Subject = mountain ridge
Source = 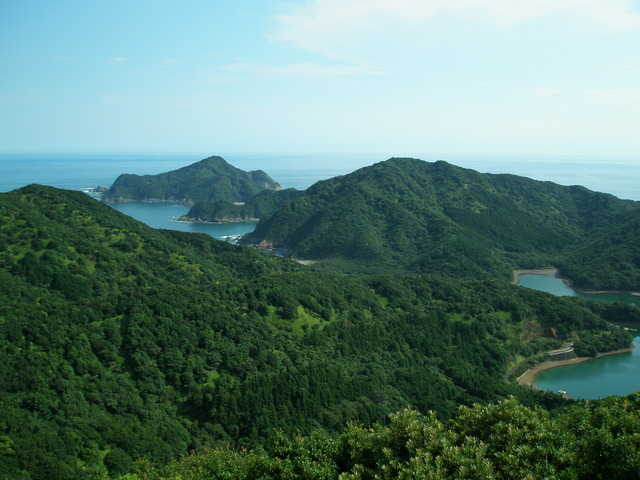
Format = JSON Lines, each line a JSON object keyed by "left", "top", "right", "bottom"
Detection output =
{"left": 241, "top": 158, "right": 639, "bottom": 289}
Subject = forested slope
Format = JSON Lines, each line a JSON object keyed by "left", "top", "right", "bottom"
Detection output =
{"left": 0, "top": 185, "right": 634, "bottom": 478}
{"left": 559, "top": 208, "right": 640, "bottom": 291}
{"left": 181, "top": 188, "right": 302, "bottom": 222}
{"left": 242, "top": 158, "right": 639, "bottom": 289}
{"left": 104, "top": 156, "right": 281, "bottom": 204}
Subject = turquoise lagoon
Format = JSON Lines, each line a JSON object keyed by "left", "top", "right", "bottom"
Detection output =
{"left": 517, "top": 273, "right": 640, "bottom": 399}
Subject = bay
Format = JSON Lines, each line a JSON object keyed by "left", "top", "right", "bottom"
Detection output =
{"left": 517, "top": 273, "right": 640, "bottom": 399}
{"left": 108, "top": 202, "right": 257, "bottom": 241}
{"left": 516, "top": 272, "right": 639, "bottom": 305}
{"left": 531, "top": 336, "right": 640, "bottom": 400}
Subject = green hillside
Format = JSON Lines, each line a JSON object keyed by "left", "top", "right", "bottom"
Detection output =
{"left": 181, "top": 188, "right": 302, "bottom": 222}
{"left": 104, "top": 156, "right": 281, "bottom": 204}
{"left": 242, "top": 158, "right": 639, "bottom": 289}
{"left": 0, "top": 185, "right": 633, "bottom": 479}
{"left": 559, "top": 209, "right": 640, "bottom": 291}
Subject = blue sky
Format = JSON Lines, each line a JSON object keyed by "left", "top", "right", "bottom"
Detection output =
{"left": 2, "top": 0, "right": 640, "bottom": 155}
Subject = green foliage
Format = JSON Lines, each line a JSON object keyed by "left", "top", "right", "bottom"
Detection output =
{"left": 121, "top": 394, "right": 640, "bottom": 480}
{"left": 104, "top": 448, "right": 133, "bottom": 476}
{"left": 0, "top": 185, "right": 633, "bottom": 479}
{"left": 183, "top": 188, "right": 302, "bottom": 222}
{"left": 243, "top": 158, "right": 639, "bottom": 290}
{"left": 103, "top": 156, "right": 281, "bottom": 203}
{"left": 558, "top": 209, "right": 640, "bottom": 291}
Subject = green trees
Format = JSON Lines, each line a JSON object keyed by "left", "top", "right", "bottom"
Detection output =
{"left": 182, "top": 188, "right": 302, "bottom": 223}
{"left": 0, "top": 185, "right": 636, "bottom": 478}
{"left": 243, "top": 158, "right": 639, "bottom": 290}
{"left": 558, "top": 209, "right": 640, "bottom": 291}
{"left": 120, "top": 394, "right": 640, "bottom": 480}
{"left": 104, "top": 156, "right": 281, "bottom": 203}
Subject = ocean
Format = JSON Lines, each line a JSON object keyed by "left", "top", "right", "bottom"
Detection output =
{"left": 1, "top": 152, "right": 639, "bottom": 239}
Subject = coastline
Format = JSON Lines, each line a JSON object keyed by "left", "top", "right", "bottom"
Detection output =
{"left": 511, "top": 268, "right": 558, "bottom": 284}
{"left": 512, "top": 267, "right": 640, "bottom": 296}
{"left": 176, "top": 215, "right": 259, "bottom": 224}
{"left": 516, "top": 346, "right": 636, "bottom": 388}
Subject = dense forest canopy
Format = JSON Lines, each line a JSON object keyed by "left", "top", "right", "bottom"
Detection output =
{"left": 1, "top": 184, "right": 637, "bottom": 479}
{"left": 242, "top": 158, "right": 640, "bottom": 290}
{"left": 104, "top": 156, "right": 281, "bottom": 204}
{"left": 181, "top": 188, "right": 302, "bottom": 222}
{"left": 116, "top": 394, "right": 640, "bottom": 480}
{"left": 558, "top": 208, "right": 640, "bottom": 291}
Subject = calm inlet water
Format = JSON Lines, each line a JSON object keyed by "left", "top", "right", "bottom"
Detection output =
{"left": 108, "top": 202, "right": 257, "bottom": 241}
{"left": 517, "top": 273, "right": 639, "bottom": 305}
{"left": 517, "top": 273, "right": 640, "bottom": 399}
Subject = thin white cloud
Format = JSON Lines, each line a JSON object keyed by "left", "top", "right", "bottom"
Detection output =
{"left": 534, "top": 87, "right": 560, "bottom": 97}
{"left": 160, "top": 58, "right": 185, "bottom": 67}
{"left": 105, "top": 57, "right": 129, "bottom": 65}
{"left": 271, "top": 0, "right": 640, "bottom": 56}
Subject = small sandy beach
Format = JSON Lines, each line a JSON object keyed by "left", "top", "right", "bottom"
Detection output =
{"left": 511, "top": 268, "right": 559, "bottom": 285}
{"left": 516, "top": 346, "right": 636, "bottom": 388}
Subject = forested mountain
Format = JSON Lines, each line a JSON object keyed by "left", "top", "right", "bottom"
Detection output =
{"left": 559, "top": 208, "right": 640, "bottom": 291}
{"left": 1, "top": 184, "right": 635, "bottom": 479}
{"left": 104, "top": 156, "right": 281, "bottom": 204}
{"left": 242, "top": 158, "right": 639, "bottom": 289}
{"left": 180, "top": 188, "right": 302, "bottom": 222}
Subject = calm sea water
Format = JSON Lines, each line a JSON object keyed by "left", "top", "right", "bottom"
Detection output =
{"left": 107, "top": 202, "right": 258, "bottom": 241}
{"left": 517, "top": 273, "right": 640, "bottom": 399}
{"left": 1, "top": 152, "right": 639, "bottom": 199}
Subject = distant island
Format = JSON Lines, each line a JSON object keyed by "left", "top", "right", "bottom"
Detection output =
{"left": 103, "top": 155, "right": 281, "bottom": 204}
